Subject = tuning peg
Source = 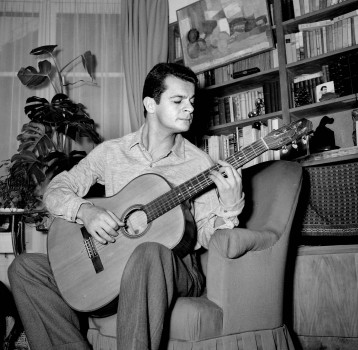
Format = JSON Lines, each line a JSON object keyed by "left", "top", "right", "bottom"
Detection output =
{"left": 282, "top": 145, "right": 288, "bottom": 154}
{"left": 292, "top": 141, "right": 298, "bottom": 149}
{"left": 301, "top": 136, "right": 308, "bottom": 144}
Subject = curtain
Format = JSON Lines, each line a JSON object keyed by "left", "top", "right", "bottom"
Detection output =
{"left": 121, "top": 0, "right": 169, "bottom": 130}
{"left": 0, "top": 0, "right": 132, "bottom": 165}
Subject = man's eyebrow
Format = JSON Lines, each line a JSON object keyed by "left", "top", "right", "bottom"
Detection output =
{"left": 170, "top": 94, "right": 195, "bottom": 99}
{"left": 170, "top": 94, "right": 185, "bottom": 99}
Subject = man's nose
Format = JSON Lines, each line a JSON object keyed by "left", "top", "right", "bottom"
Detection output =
{"left": 184, "top": 100, "right": 194, "bottom": 113}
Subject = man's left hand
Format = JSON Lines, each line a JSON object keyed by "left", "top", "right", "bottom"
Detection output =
{"left": 208, "top": 160, "right": 242, "bottom": 207}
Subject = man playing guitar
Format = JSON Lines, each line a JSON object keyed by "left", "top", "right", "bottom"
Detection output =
{"left": 8, "top": 63, "right": 244, "bottom": 350}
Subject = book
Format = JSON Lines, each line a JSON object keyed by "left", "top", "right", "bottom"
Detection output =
{"left": 293, "top": 0, "right": 301, "bottom": 17}
{"left": 354, "top": 16, "right": 358, "bottom": 45}
{"left": 285, "top": 34, "right": 293, "bottom": 63}
{"left": 231, "top": 94, "right": 241, "bottom": 121}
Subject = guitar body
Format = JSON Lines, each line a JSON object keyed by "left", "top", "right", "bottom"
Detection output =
{"left": 48, "top": 173, "right": 196, "bottom": 313}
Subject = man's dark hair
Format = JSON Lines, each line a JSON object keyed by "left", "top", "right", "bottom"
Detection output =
{"left": 142, "top": 63, "right": 198, "bottom": 116}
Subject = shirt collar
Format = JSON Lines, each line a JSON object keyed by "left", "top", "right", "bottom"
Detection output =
{"left": 129, "top": 124, "right": 186, "bottom": 159}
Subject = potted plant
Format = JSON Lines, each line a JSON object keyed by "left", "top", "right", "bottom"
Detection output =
{"left": 0, "top": 45, "right": 101, "bottom": 228}
{"left": 0, "top": 159, "right": 39, "bottom": 212}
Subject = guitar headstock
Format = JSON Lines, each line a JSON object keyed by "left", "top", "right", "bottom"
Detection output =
{"left": 264, "top": 118, "right": 313, "bottom": 150}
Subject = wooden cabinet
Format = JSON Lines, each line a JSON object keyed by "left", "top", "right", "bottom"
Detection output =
{"left": 168, "top": 0, "right": 358, "bottom": 156}
{"left": 291, "top": 244, "right": 358, "bottom": 350}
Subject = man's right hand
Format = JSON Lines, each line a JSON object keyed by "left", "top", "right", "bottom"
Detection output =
{"left": 77, "top": 203, "right": 124, "bottom": 244}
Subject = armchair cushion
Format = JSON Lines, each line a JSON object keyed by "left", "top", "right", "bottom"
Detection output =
{"left": 169, "top": 295, "right": 222, "bottom": 341}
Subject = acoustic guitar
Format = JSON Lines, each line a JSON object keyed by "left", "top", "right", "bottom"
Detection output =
{"left": 48, "top": 118, "right": 312, "bottom": 313}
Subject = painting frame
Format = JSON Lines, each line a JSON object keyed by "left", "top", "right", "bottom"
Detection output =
{"left": 176, "top": 0, "right": 274, "bottom": 74}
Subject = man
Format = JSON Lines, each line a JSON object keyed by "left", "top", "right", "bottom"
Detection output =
{"left": 8, "top": 63, "right": 244, "bottom": 350}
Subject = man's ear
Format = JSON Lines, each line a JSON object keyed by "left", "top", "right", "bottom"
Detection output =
{"left": 143, "top": 96, "right": 156, "bottom": 114}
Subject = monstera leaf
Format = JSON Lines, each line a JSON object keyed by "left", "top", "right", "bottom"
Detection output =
{"left": 55, "top": 114, "right": 101, "bottom": 144}
{"left": 81, "top": 51, "right": 95, "bottom": 81}
{"left": 17, "top": 60, "right": 52, "bottom": 88}
{"left": 29, "top": 45, "right": 58, "bottom": 56}
{"left": 44, "top": 150, "right": 87, "bottom": 179}
{"left": 23, "top": 94, "right": 101, "bottom": 143}
{"left": 24, "top": 94, "right": 86, "bottom": 123}
{"left": 16, "top": 122, "right": 55, "bottom": 157}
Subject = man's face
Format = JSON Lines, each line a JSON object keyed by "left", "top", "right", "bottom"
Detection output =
{"left": 153, "top": 76, "right": 195, "bottom": 134}
{"left": 322, "top": 87, "right": 327, "bottom": 94}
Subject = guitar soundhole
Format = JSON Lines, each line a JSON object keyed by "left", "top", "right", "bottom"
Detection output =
{"left": 121, "top": 205, "right": 149, "bottom": 238}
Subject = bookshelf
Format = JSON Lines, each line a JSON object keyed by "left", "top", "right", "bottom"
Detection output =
{"left": 168, "top": 0, "right": 358, "bottom": 163}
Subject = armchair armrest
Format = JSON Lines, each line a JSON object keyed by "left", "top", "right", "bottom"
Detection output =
{"left": 209, "top": 228, "right": 279, "bottom": 259}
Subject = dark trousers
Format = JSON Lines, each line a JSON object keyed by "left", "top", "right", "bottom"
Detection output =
{"left": 8, "top": 242, "right": 205, "bottom": 350}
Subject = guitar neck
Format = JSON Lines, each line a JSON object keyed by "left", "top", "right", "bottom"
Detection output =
{"left": 144, "top": 138, "right": 268, "bottom": 222}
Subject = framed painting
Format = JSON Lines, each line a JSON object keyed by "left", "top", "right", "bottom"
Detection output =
{"left": 176, "top": 0, "right": 274, "bottom": 73}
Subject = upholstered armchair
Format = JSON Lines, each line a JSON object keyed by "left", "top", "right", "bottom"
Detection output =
{"left": 87, "top": 160, "right": 303, "bottom": 350}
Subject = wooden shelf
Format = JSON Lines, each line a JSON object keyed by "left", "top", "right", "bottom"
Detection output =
{"left": 283, "top": 0, "right": 358, "bottom": 33}
{"left": 286, "top": 45, "right": 358, "bottom": 76}
{"left": 290, "top": 94, "right": 358, "bottom": 119}
{"left": 209, "top": 111, "right": 282, "bottom": 136}
{"left": 204, "top": 68, "right": 279, "bottom": 97}
{"left": 298, "top": 146, "right": 358, "bottom": 166}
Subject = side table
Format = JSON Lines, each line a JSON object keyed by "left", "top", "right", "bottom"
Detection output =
{"left": 0, "top": 209, "right": 48, "bottom": 255}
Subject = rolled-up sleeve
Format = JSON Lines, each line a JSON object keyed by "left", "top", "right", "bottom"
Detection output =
{"left": 193, "top": 187, "right": 245, "bottom": 249}
{"left": 43, "top": 144, "right": 105, "bottom": 222}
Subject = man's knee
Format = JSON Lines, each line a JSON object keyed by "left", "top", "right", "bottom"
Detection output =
{"left": 131, "top": 242, "right": 169, "bottom": 261}
{"left": 8, "top": 254, "right": 27, "bottom": 280}
{"left": 122, "top": 242, "right": 170, "bottom": 277}
{"left": 8, "top": 253, "right": 46, "bottom": 284}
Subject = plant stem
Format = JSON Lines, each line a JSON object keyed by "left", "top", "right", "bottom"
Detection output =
{"left": 60, "top": 54, "right": 82, "bottom": 73}
{"left": 49, "top": 52, "right": 64, "bottom": 94}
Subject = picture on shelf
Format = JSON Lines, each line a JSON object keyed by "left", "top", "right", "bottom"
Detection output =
{"left": 176, "top": 0, "right": 274, "bottom": 73}
{"left": 315, "top": 81, "right": 337, "bottom": 102}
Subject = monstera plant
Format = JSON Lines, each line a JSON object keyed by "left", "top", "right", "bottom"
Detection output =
{"left": 0, "top": 45, "right": 101, "bottom": 221}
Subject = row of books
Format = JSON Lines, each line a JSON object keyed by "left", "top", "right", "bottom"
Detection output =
{"left": 197, "top": 49, "right": 278, "bottom": 88}
{"left": 285, "top": 10, "right": 358, "bottom": 63}
{"left": 207, "top": 82, "right": 282, "bottom": 128}
{"left": 210, "top": 87, "right": 264, "bottom": 127}
{"left": 290, "top": 71, "right": 324, "bottom": 107}
{"left": 291, "top": 0, "right": 349, "bottom": 18}
{"left": 202, "top": 119, "right": 282, "bottom": 168}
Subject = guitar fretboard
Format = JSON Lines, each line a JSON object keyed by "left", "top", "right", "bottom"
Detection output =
{"left": 144, "top": 138, "right": 268, "bottom": 222}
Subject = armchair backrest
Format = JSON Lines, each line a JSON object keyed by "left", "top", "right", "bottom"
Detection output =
{"left": 239, "top": 160, "right": 303, "bottom": 235}
{"left": 206, "top": 160, "right": 303, "bottom": 334}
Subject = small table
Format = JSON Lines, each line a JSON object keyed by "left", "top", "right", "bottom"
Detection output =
{"left": 0, "top": 209, "right": 47, "bottom": 255}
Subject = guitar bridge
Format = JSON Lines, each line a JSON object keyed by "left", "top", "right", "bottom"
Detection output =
{"left": 81, "top": 227, "right": 104, "bottom": 273}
